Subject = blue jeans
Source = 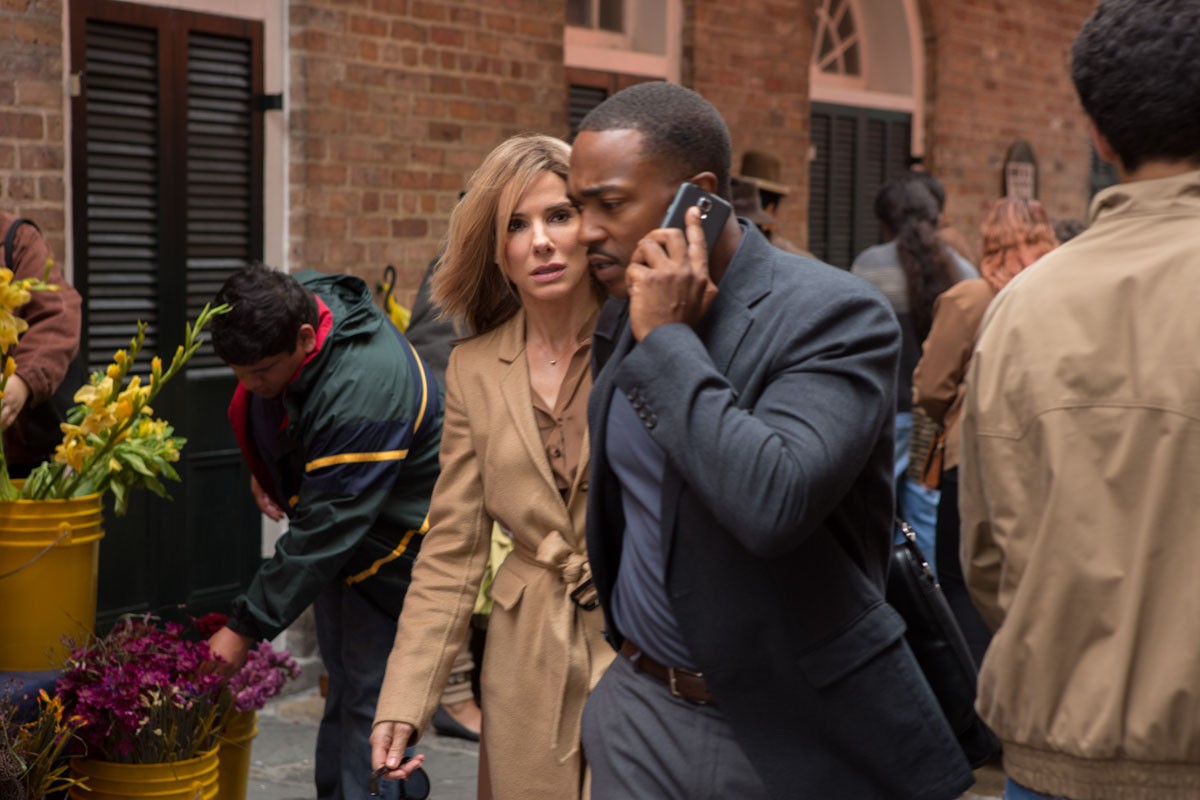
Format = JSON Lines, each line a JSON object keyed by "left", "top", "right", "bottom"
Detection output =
{"left": 893, "top": 411, "right": 940, "bottom": 575}
{"left": 1005, "top": 778, "right": 1069, "bottom": 800}
{"left": 313, "top": 581, "right": 413, "bottom": 800}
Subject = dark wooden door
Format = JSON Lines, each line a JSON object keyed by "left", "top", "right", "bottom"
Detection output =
{"left": 808, "top": 102, "right": 912, "bottom": 269}
{"left": 69, "top": 0, "right": 263, "bottom": 627}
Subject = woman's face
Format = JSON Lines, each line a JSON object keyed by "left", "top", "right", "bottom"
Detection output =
{"left": 501, "top": 170, "right": 590, "bottom": 306}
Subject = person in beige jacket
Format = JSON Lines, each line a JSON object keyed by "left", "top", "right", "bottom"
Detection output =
{"left": 958, "top": 1, "right": 1200, "bottom": 797}
{"left": 370, "top": 134, "right": 611, "bottom": 799}
{"left": 912, "top": 197, "right": 1056, "bottom": 666}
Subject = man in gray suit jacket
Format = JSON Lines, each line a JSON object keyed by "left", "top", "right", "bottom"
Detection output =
{"left": 569, "top": 81, "right": 973, "bottom": 799}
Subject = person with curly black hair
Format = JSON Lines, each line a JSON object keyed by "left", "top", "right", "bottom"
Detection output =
{"left": 959, "top": 2, "right": 1200, "bottom": 798}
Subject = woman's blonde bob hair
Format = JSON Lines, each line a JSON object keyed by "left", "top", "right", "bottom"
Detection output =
{"left": 432, "top": 133, "right": 591, "bottom": 336}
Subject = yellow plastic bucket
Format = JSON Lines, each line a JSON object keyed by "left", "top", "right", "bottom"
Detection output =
{"left": 0, "top": 492, "right": 104, "bottom": 670}
{"left": 216, "top": 710, "right": 259, "bottom": 800}
{"left": 70, "top": 747, "right": 219, "bottom": 799}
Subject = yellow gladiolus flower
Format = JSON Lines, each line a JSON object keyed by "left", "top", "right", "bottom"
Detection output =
{"left": 55, "top": 436, "right": 94, "bottom": 472}
{"left": 0, "top": 313, "right": 28, "bottom": 350}
{"left": 3, "top": 356, "right": 14, "bottom": 379}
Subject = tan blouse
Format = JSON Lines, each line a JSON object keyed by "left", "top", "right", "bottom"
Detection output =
{"left": 531, "top": 314, "right": 595, "bottom": 499}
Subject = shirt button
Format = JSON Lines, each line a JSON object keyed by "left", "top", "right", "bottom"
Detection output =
{"left": 580, "top": 480, "right": 589, "bottom": 492}
{"left": 551, "top": 447, "right": 562, "bottom": 458}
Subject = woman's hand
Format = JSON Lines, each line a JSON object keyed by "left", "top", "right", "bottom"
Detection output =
{"left": 370, "top": 721, "right": 425, "bottom": 779}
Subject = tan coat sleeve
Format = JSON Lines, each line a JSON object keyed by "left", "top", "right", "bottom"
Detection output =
{"left": 374, "top": 346, "right": 492, "bottom": 734}
{"left": 913, "top": 280, "right": 995, "bottom": 471}
{"left": 913, "top": 281, "right": 984, "bottom": 426}
{"left": 958, "top": 317, "right": 1007, "bottom": 632}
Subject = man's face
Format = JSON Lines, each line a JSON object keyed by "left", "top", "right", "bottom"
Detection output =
{"left": 568, "top": 129, "right": 681, "bottom": 300}
{"left": 228, "top": 325, "right": 316, "bottom": 399}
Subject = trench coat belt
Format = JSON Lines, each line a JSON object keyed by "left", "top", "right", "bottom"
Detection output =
{"left": 509, "top": 529, "right": 598, "bottom": 764}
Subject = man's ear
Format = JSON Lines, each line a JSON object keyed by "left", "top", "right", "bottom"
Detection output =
{"left": 297, "top": 323, "right": 318, "bottom": 356}
{"left": 687, "top": 171, "right": 719, "bottom": 195}
{"left": 1087, "top": 117, "right": 1121, "bottom": 168}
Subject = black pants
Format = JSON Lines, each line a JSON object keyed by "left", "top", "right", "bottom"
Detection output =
{"left": 935, "top": 467, "right": 992, "bottom": 667}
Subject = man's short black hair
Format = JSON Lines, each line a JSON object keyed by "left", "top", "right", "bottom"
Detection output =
{"left": 211, "top": 264, "right": 319, "bottom": 366}
{"left": 578, "top": 81, "right": 734, "bottom": 200}
{"left": 1071, "top": 0, "right": 1200, "bottom": 171}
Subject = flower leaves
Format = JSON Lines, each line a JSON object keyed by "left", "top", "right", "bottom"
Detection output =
{"left": 16, "top": 303, "right": 230, "bottom": 511}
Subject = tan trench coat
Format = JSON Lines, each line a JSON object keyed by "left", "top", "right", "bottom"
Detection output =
{"left": 375, "top": 310, "right": 612, "bottom": 799}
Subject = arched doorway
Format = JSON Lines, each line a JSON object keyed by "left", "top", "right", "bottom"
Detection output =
{"left": 807, "top": 0, "right": 923, "bottom": 267}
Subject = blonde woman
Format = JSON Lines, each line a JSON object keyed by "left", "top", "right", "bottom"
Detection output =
{"left": 370, "top": 134, "right": 612, "bottom": 799}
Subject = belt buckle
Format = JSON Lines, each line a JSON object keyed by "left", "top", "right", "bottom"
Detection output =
{"left": 667, "top": 666, "right": 709, "bottom": 705}
{"left": 569, "top": 577, "right": 600, "bottom": 610}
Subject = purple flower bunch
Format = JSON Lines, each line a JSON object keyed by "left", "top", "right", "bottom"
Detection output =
{"left": 227, "top": 641, "right": 301, "bottom": 713}
{"left": 55, "top": 615, "right": 231, "bottom": 763}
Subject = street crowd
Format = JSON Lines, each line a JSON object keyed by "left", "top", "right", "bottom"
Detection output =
{"left": 5, "top": 1, "right": 1197, "bottom": 798}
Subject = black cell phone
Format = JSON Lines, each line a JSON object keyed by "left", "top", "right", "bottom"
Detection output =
{"left": 660, "top": 182, "right": 733, "bottom": 254}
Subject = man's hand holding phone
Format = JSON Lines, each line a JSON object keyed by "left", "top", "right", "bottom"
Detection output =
{"left": 627, "top": 184, "right": 728, "bottom": 341}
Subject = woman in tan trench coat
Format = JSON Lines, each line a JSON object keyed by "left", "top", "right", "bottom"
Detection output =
{"left": 370, "top": 134, "right": 613, "bottom": 799}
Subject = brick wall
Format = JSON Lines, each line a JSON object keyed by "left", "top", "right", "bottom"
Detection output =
{"left": 922, "top": 0, "right": 1096, "bottom": 256}
{"left": 0, "top": 0, "right": 67, "bottom": 259}
{"left": 689, "top": 0, "right": 816, "bottom": 250}
{"left": 287, "top": 0, "right": 569, "bottom": 305}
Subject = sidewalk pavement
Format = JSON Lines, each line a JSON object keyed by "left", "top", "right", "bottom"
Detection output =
{"left": 250, "top": 687, "right": 479, "bottom": 800}
{"left": 250, "top": 686, "right": 1006, "bottom": 799}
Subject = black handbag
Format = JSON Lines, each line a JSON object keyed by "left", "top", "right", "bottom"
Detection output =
{"left": 886, "top": 518, "right": 1001, "bottom": 768}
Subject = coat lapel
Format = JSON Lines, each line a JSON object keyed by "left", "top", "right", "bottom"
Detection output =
{"left": 699, "top": 223, "right": 774, "bottom": 375}
{"left": 663, "top": 224, "right": 776, "bottom": 556}
{"left": 495, "top": 310, "right": 560, "bottom": 495}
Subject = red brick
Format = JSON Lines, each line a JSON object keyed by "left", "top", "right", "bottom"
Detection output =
{"left": 410, "top": 146, "right": 444, "bottom": 167}
{"left": 411, "top": 1, "right": 447, "bottom": 22}
{"left": 14, "top": 79, "right": 58, "bottom": 108}
{"left": 389, "top": 20, "right": 426, "bottom": 42}
{"left": 428, "top": 122, "right": 462, "bottom": 142}
{"left": 371, "top": 0, "right": 408, "bottom": 14}
{"left": 18, "top": 144, "right": 62, "bottom": 170}
{"left": 431, "top": 26, "right": 464, "bottom": 48}
{"left": 391, "top": 218, "right": 428, "bottom": 237}
{"left": 329, "top": 86, "right": 369, "bottom": 111}
{"left": 306, "top": 164, "right": 347, "bottom": 185}
{"left": 430, "top": 75, "right": 463, "bottom": 95}
{"left": 0, "top": 112, "right": 44, "bottom": 139}
{"left": 484, "top": 13, "right": 515, "bottom": 33}
{"left": 448, "top": 101, "right": 482, "bottom": 122}
{"left": 349, "top": 14, "right": 388, "bottom": 37}
{"left": 309, "top": 215, "right": 347, "bottom": 238}
{"left": 451, "top": 7, "right": 481, "bottom": 27}
{"left": 352, "top": 217, "right": 389, "bottom": 237}
{"left": 7, "top": 177, "right": 35, "bottom": 200}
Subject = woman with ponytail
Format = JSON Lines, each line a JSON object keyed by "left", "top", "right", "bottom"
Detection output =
{"left": 851, "top": 175, "right": 977, "bottom": 562}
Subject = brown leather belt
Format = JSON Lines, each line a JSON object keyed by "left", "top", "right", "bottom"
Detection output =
{"left": 620, "top": 640, "right": 716, "bottom": 706}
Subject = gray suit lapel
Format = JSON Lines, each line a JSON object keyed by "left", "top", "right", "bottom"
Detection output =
{"left": 698, "top": 223, "right": 774, "bottom": 375}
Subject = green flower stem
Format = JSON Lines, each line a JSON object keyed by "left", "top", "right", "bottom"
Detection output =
{"left": 52, "top": 303, "right": 230, "bottom": 501}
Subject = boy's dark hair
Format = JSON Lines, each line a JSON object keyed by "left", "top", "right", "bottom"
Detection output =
{"left": 211, "top": 264, "right": 319, "bottom": 365}
{"left": 1071, "top": 0, "right": 1200, "bottom": 171}
{"left": 578, "top": 81, "right": 734, "bottom": 200}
